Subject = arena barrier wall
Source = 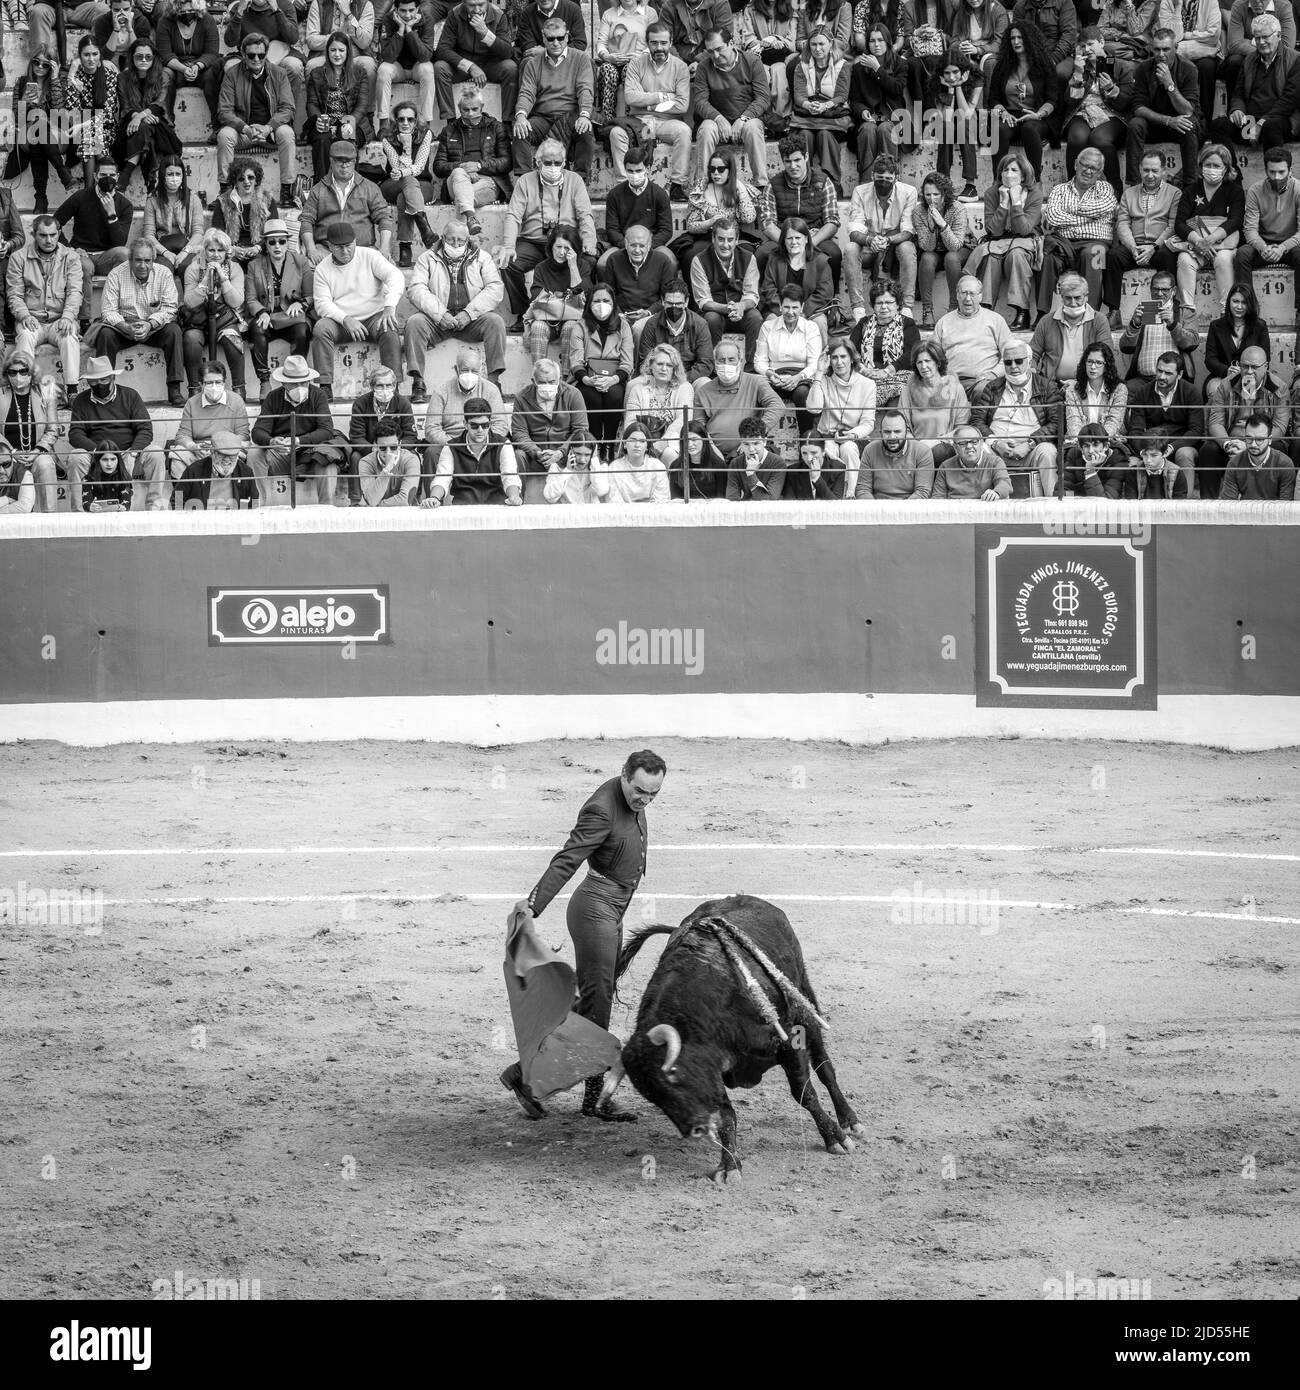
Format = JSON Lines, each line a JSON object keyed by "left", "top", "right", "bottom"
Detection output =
{"left": 1, "top": 503, "right": 1298, "bottom": 749}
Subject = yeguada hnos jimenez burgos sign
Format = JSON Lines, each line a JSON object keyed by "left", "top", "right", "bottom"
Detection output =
{"left": 975, "top": 528, "right": 1157, "bottom": 710}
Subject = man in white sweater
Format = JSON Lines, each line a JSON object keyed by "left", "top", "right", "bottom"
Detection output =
{"left": 932, "top": 275, "right": 1013, "bottom": 392}
{"left": 311, "top": 221, "right": 406, "bottom": 401}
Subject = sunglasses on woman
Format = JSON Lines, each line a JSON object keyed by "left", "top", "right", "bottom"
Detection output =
{"left": 7, "top": 366, "right": 32, "bottom": 376}
{"left": 709, "top": 164, "right": 727, "bottom": 174}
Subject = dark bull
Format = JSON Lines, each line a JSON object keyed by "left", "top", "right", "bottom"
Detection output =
{"left": 601, "top": 894, "right": 863, "bottom": 1183}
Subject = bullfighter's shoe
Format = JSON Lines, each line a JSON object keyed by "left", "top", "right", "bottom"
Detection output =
{"left": 582, "top": 1076, "right": 637, "bottom": 1123}
{"left": 500, "top": 1063, "right": 547, "bottom": 1120}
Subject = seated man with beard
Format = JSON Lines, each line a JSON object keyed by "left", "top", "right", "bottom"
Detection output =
{"left": 854, "top": 409, "right": 935, "bottom": 499}
{"left": 968, "top": 341, "right": 1062, "bottom": 497}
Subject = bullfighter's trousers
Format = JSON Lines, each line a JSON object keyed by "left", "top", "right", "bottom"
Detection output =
{"left": 566, "top": 871, "right": 633, "bottom": 1033}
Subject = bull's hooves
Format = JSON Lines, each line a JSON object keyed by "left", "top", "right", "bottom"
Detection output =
{"left": 827, "top": 1142, "right": 850, "bottom": 1156}
{"left": 849, "top": 1122, "right": 866, "bottom": 1136}
{"left": 710, "top": 1167, "right": 742, "bottom": 1185}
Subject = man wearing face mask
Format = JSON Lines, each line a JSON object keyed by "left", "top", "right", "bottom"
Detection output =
{"left": 433, "top": 86, "right": 514, "bottom": 239}
{"left": 693, "top": 338, "right": 782, "bottom": 456}
{"left": 175, "top": 429, "right": 260, "bottom": 509}
{"left": 638, "top": 277, "right": 714, "bottom": 382}
{"left": 604, "top": 148, "right": 674, "bottom": 255}
{"left": 1199, "top": 343, "right": 1288, "bottom": 497}
{"left": 55, "top": 160, "right": 134, "bottom": 333}
{"left": 217, "top": 33, "right": 300, "bottom": 208}
{"left": 1208, "top": 13, "right": 1300, "bottom": 153}
{"left": 845, "top": 154, "right": 918, "bottom": 321}
{"left": 496, "top": 139, "right": 598, "bottom": 323}
{"left": 348, "top": 365, "right": 417, "bottom": 507}
{"left": 248, "top": 354, "right": 349, "bottom": 504}
{"left": 157, "top": 0, "right": 225, "bottom": 126}
{"left": 424, "top": 346, "right": 508, "bottom": 461}
{"left": 65, "top": 355, "right": 166, "bottom": 512}
{"left": 969, "top": 341, "right": 1062, "bottom": 498}
{"left": 243, "top": 218, "right": 314, "bottom": 391}
{"left": 404, "top": 219, "right": 507, "bottom": 407}
{"left": 509, "top": 356, "right": 589, "bottom": 503}
{"left": 1030, "top": 271, "right": 1114, "bottom": 387}
{"left": 167, "top": 358, "right": 253, "bottom": 484}
{"left": 853, "top": 408, "right": 935, "bottom": 500}
{"left": 611, "top": 20, "right": 691, "bottom": 200}
{"left": 1219, "top": 412, "right": 1297, "bottom": 498}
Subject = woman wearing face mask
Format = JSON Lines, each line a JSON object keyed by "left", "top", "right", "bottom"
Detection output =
{"left": 965, "top": 149, "right": 1041, "bottom": 331}
{"left": 623, "top": 343, "right": 693, "bottom": 470}
{"left": 897, "top": 339, "right": 969, "bottom": 465}
{"left": 760, "top": 217, "right": 834, "bottom": 339}
{"left": 210, "top": 159, "right": 279, "bottom": 266}
{"left": 913, "top": 171, "right": 968, "bottom": 327}
{"left": 306, "top": 31, "right": 370, "bottom": 182}
{"left": 115, "top": 39, "right": 182, "bottom": 193}
{"left": 3, "top": 48, "right": 72, "bottom": 214}
{"left": 924, "top": 43, "right": 984, "bottom": 199}
{"left": 562, "top": 284, "right": 634, "bottom": 446}
{"left": 143, "top": 157, "right": 205, "bottom": 284}
{"left": 681, "top": 147, "right": 760, "bottom": 274}
{"left": 181, "top": 229, "right": 248, "bottom": 397}
{"left": 64, "top": 36, "right": 119, "bottom": 183}
{"left": 381, "top": 99, "right": 437, "bottom": 266}
{"left": 543, "top": 429, "right": 601, "bottom": 504}
{"left": 1203, "top": 281, "right": 1270, "bottom": 399}
{"left": 791, "top": 25, "right": 852, "bottom": 194}
{"left": 1169, "top": 144, "right": 1243, "bottom": 310}
{"left": 848, "top": 278, "right": 921, "bottom": 404}
{"left": 848, "top": 22, "right": 904, "bottom": 170}
{"left": 737, "top": 0, "right": 799, "bottom": 116}
{"left": 986, "top": 21, "right": 1058, "bottom": 182}
{"left": 598, "top": 421, "right": 672, "bottom": 503}
{"left": 806, "top": 337, "right": 875, "bottom": 494}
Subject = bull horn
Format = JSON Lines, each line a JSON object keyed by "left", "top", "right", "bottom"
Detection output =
{"left": 598, "top": 1055, "right": 626, "bottom": 1105}
{"left": 647, "top": 1023, "right": 682, "bottom": 1072}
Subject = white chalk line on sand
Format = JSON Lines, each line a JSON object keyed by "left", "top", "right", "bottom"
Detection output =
{"left": 1, "top": 842, "right": 1297, "bottom": 864}
{"left": 58, "top": 891, "right": 1300, "bottom": 927}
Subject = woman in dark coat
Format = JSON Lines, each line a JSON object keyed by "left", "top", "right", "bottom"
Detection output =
{"left": 115, "top": 37, "right": 181, "bottom": 191}
{"left": 1203, "top": 281, "right": 1271, "bottom": 397}
{"left": 761, "top": 216, "right": 835, "bottom": 331}
{"left": 305, "top": 30, "right": 370, "bottom": 180}
{"left": 3, "top": 47, "right": 72, "bottom": 213}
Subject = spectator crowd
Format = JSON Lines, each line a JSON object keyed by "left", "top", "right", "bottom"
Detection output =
{"left": 0, "top": 0, "right": 1298, "bottom": 513}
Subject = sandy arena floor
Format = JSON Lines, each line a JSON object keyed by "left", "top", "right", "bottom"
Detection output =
{"left": 0, "top": 737, "right": 1297, "bottom": 1300}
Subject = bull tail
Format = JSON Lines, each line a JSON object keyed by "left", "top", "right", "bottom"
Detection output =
{"left": 614, "top": 923, "right": 675, "bottom": 990}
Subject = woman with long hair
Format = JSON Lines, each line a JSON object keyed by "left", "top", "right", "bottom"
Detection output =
{"left": 680, "top": 418, "right": 730, "bottom": 498}
{"left": 806, "top": 336, "right": 877, "bottom": 494}
{"left": 623, "top": 341, "right": 693, "bottom": 469}
{"left": 986, "top": 19, "right": 1059, "bottom": 180}
{"left": 562, "top": 282, "right": 634, "bottom": 445}
{"left": 737, "top": 0, "right": 800, "bottom": 115}
{"left": 522, "top": 223, "right": 594, "bottom": 360}
{"left": 142, "top": 155, "right": 205, "bottom": 282}
{"left": 896, "top": 337, "right": 969, "bottom": 463}
{"left": 924, "top": 43, "right": 983, "bottom": 197}
{"left": 210, "top": 158, "right": 279, "bottom": 265}
{"left": 1203, "top": 281, "right": 1270, "bottom": 394}
{"left": 305, "top": 30, "right": 370, "bottom": 181}
{"left": 940, "top": 0, "right": 1009, "bottom": 80}
{"left": 381, "top": 100, "right": 436, "bottom": 265}
{"left": 797, "top": 0, "right": 853, "bottom": 55}
{"left": 181, "top": 228, "right": 247, "bottom": 396}
{"left": 791, "top": 24, "right": 852, "bottom": 192}
{"left": 1170, "top": 143, "right": 1243, "bottom": 308}
{"left": 852, "top": 0, "right": 907, "bottom": 56}
{"left": 849, "top": 22, "right": 904, "bottom": 169}
{"left": 64, "top": 34, "right": 119, "bottom": 178}
{"left": 595, "top": 0, "right": 657, "bottom": 125}
{"left": 761, "top": 215, "right": 835, "bottom": 335}
{"left": 543, "top": 428, "right": 601, "bottom": 505}
{"left": 848, "top": 277, "right": 921, "bottom": 403}
{"left": 964, "top": 148, "right": 1042, "bottom": 329}
{"left": 3, "top": 47, "right": 71, "bottom": 212}
{"left": 115, "top": 37, "right": 181, "bottom": 192}
{"left": 683, "top": 146, "right": 760, "bottom": 271}
{"left": 1063, "top": 341, "right": 1127, "bottom": 448}
{"left": 595, "top": 420, "right": 672, "bottom": 503}
{"left": 913, "top": 170, "right": 968, "bottom": 326}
